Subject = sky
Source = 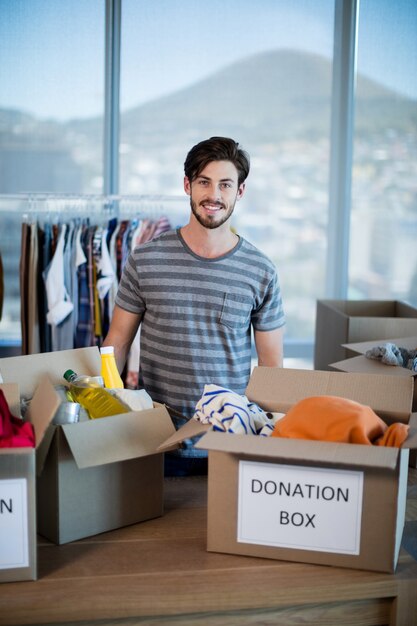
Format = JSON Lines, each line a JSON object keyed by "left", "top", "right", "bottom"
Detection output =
{"left": 0, "top": 0, "right": 416, "bottom": 121}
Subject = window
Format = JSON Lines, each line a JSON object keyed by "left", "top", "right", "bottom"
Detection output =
{"left": 350, "top": 0, "right": 417, "bottom": 302}
{"left": 120, "top": 0, "right": 335, "bottom": 343}
{"left": 0, "top": 0, "right": 104, "bottom": 342}
{"left": 0, "top": 0, "right": 104, "bottom": 194}
{"left": 0, "top": 0, "right": 416, "bottom": 356}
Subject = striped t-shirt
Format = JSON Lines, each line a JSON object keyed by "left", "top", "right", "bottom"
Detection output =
{"left": 115, "top": 228, "right": 285, "bottom": 419}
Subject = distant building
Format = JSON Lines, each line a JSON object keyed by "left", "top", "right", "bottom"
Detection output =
{"left": 0, "top": 143, "right": 82, "bottom": 193}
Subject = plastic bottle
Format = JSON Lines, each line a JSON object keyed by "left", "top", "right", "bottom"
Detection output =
{"left": 100, "top": 346, "right": 124, "bottom": 389}
{"left": 63, "top": 369, "right": 129, "bottom": 419}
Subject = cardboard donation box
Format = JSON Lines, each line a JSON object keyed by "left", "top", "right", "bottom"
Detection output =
{"left": 314, "top": 299, "right": 417, "bottom": 371}
{"left": 160, "top": 367, "right": 417, "bottom": 573}
{"left": 0, "top": 347, "right": 176, "bottom": 545}
{"left": 0, "top": 382, "right": 48, "bottom": 582}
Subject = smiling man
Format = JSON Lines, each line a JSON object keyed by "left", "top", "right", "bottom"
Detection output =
{"left": 103, "top": 137, "right": 285, "bottom": 475}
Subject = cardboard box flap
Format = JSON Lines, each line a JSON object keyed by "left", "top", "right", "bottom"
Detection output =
{"left": 330, "top": 356, "right": 416, "bottom": 381}
{"left": 403, "top": 413, "right": 417, "bottom": 450}
{"left": 246, "top": 367, "right": 413, "bottom": 422}
{"left": 36, "top": 424, "right": 56, "bottom": 476}
{"left": 321, "top": 299, "right": 417, "bottom": 319}
{"left": 0, "top": 346, "right": 101, "bottom": 399}
{"left": 61, "top": 405, "right": 175, "bottom": 469}
{"left": 0, "top": 382, "right": 20, "bottom": 416}
{"left": 195, "top": 430, "right": 400, "bottom": 469}
{"left": 342, "top": 336, "right": 417, "bottom": 355}
{"left": 157, "top": 418, "right": 210, "bottom": 452}
{"left": 319, "top": 299, "right": 401, "bottom": 317}
{"left": 26, "top": 375, "right": 61, "bottom": 450}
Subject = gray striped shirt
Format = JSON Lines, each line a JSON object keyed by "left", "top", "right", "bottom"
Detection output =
{"left": 115, "top": 228, "right": 285, "bottom": 419}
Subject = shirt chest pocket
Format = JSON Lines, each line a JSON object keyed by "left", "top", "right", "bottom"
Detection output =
{"left": 219, "top": 292, "right": 253, "bottom": 330}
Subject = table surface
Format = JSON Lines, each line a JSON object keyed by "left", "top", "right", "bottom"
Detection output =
{"left": 1, "top": 470, "right": 416, "bottom": 626}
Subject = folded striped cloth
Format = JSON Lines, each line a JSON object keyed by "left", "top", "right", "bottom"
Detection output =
{"left": 193, "top": 384, "right": 284, "bottom": 436}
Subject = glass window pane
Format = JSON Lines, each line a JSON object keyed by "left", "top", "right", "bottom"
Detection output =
{"left": 0, "top": 0, "right": 104, "bottom": 343}
{"left": 0, "top": 0, "right": 104, "bottom": 194}
{"left": 350, "top": 0, "right": 417, "bottom": 303}
{"left": 120, "top": 0, "right": 335, "bottom": 342}
{"left": 0, "top": 198, "right": 27, "bottom": 344}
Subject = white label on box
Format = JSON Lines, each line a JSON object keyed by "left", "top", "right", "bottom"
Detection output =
{"left": 238, "top": 461, "right": 364, "bottom": 555}
{"left": 0, "top": 478, "right": 29, "bottom": 569}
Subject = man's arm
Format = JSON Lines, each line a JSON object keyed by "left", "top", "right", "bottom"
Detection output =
{"left": 254, "top": 326, "right": 284, "bottom": 367}
{"left": 102, "top": 305, "right": 143, "bottom": 373}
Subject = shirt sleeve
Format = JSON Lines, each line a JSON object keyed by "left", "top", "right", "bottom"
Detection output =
{"left": 115, "top": 251, "right": 146, "bottom": 315}
{"left": 251, "top": 270, "right": 285, "bottom": 331}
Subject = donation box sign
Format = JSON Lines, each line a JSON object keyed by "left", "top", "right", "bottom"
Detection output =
{"left": 0, "top": 478, "right": 29, "bottom": 570}
{"left": 238, "top": 460, "right": 364, "bottom": 555}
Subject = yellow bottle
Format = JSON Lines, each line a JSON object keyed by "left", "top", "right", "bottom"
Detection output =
{"left": 63, "top": 369, "right": 129, "bottom": 419}
{"left": 100, "top": 346, "right": 124, "bottom": 389}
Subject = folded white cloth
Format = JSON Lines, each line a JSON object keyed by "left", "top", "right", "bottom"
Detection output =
{"left": 113, "top": 388, "right": 153, "bottom": 411}
{"left": 193, "top": 384, "right": 284, "bottom": 436}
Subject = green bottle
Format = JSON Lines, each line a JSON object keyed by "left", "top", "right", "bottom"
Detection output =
{"left": 63, "top": 369, "right": 129, "bottom": 419}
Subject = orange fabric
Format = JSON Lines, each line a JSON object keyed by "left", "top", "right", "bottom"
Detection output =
{"left": 271, "top": 395, "right": 409, "bottom": 448}
{"left": 374, "top": 422, "right": 409, "bottom": 448}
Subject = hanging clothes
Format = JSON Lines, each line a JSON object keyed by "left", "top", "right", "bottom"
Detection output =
{"left": 19, "top": 222, "right": 30, "bottom": 355}
{"left": 75, "top": 223, "right": 94, "bottom": 349}
{"left": 19, "top": 197, "right": 176, "bottom": 364}
{"left": 43, "top": 223, "right": 75, "bottom": 352}
{"left": 37, "top": 222, "right": 52, "bottom": 353}
{"left": 27, "top": 223, "right": 41, "bottom": 354}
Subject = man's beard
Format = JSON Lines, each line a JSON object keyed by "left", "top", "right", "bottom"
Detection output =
{"left": 190, "top": 197, "right": 236, "bottom": 229}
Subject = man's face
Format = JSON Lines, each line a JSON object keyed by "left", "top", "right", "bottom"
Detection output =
{"left": 184, "top": 160, "right": 245, "bottom": 230}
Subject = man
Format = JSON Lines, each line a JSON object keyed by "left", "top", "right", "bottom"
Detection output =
{"left": 103, "top": 137, "right": 285, "bottom": 474}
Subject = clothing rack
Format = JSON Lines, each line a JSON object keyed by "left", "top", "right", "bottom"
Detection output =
{"left": 0, "top": 193, "right": 189, "bottom": 369}
{"left": 0, "top": 193, "right": 189, "bottom": 223}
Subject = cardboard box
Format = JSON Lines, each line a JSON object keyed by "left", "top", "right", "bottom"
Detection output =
{"left": 0, "top": 347, "right": 175, "bottom": 545}
{"left": 314, "top": 299, "right": 417, "bottom": 371}
{"left": 160, "top": 367, "right": 417, "bottom": 573}
{"left": 330, "top": 336, "right": 417, "bottom": 407}
{"left": 0, "top": 381, "right": 52, "bottom": 582}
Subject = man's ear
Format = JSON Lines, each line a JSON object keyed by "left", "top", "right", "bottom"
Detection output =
{"left": 184, "top": 176, "right": 191, "bottom": 196}
{"left": 237, "top": 182, "right": 246, "bottom": 200}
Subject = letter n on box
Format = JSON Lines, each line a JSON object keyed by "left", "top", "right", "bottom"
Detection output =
{"left": 0, "top": 452, "right": 37, "bottom": 582}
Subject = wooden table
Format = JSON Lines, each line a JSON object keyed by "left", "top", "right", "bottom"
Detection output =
{"left": 1, "top": 470, "right": 417, "bottom": 626}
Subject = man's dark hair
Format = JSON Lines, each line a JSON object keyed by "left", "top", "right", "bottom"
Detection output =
{"left": 184, "top": 137, "right": 250, "bottom": 186}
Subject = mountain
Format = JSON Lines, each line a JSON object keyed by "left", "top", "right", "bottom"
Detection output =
{"left": 2, "top": 49, "right": 416, "bottom": 145}
{"left": 0, "top": 48, "right": 416, "bottom": 193}
{"left": 117, "top": 49, "right": 417, "bottom": 143}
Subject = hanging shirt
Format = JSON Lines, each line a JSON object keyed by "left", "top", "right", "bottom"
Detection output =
{"left": 43, "top": 223, "right": 74, "bottom": 327}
